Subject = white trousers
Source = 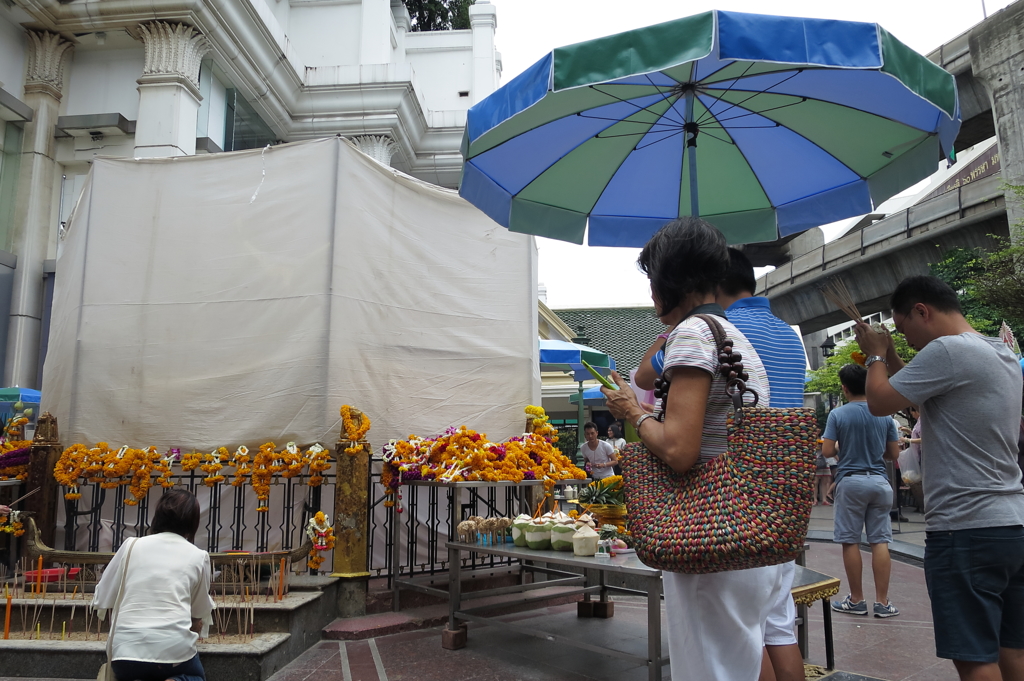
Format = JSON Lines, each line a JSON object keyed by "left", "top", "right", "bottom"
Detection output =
{"left": 663, "top": 564, "right": 783, "bottom": 681}
{"left": 763, "top": 560, "right": 798, "bottom": 646}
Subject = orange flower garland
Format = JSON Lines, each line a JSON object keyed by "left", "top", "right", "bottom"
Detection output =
{"left": 379, "top": 406, "right": 585, "bottom": 510}
{"left": 251, "top": 442, "right": 276, "bottom": 511}
{"left": 305, "top": 511, "right": 335, "bottom": 570}
{"left": 0, "top": 509, "right": 24, "bottom": 537}
{"left": 340, "top": 405, "right": 372, "bottom": 455}
{"left": 200, "top": 447, "right": 230, "bottom": 487}
{"left": 306, "top": 444, "right": 330, "bottom": 487}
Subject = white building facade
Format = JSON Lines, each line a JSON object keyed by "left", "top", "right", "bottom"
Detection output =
{"left": 0, "top": 0, "right": 501, "bottom": 388}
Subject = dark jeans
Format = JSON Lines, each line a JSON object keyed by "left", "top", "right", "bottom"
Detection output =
{"left": 112, "top": 653, "right": 205, "bottom": 681}
{"left": 924, "top": 525, "right": 1024, "bottom": 663}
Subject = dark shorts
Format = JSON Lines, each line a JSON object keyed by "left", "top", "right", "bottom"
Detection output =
{"left": 924, "top": 525, "right": 1024, "bottom": 663}
{"left": 112, "top": 652, "right": 205, "bottom": 681}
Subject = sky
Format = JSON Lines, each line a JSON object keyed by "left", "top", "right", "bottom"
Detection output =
{"left": 485, "top": 0, "right": 1013, "bottom": 310}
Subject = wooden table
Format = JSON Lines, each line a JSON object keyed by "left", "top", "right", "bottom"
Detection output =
{"left": 791, "top": 565, "right": 841, "bottom": 670}
{"left": 443, "top": 541, "right": 668, "bottom": 681}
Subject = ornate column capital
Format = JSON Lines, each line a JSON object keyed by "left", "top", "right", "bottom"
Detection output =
{"left": 24, "top": 30, "right": 73, "bottom": 99}
{"left": 136, "top": 22, "right": 210, "bottom": 100}
{"left": 349, "top": 135, "right": 400, "bottom": 166}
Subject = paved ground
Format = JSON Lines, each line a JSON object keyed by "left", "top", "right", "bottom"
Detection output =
{"left": 7, "top": 505, "right": 947, "bottom": 681}
{"left": 265, "top": 539, "right": 954, "bottom": 681}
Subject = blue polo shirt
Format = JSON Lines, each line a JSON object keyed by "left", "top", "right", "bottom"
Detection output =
{"left": 726, "top": 297, "right": 807, "bottom": 408}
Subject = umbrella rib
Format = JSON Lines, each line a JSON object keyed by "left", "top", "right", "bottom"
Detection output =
{"left": 694, "top": 62, "right": 756, "bottom": 126}
{"left": 642, "top": 72, "right": 689, "bottom": 127}
{"left": 696, "top": 70, "right": 804, "bottom": 125}
{"left": 634, "top": 129, "right": 687, "bottom": 150}
{"left": 588, "top": 85, "right": 680, "bottom": 122}
{"left": 712, "top": 98, "right": 808, "bottom": 124}
{"left": 578, "top": 113, "right": 682, "bottom": 130}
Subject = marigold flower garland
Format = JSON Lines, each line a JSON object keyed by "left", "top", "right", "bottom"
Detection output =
{"left": 0, "top": 509, "right": 24, "bottom": 537}
{"left": 305, "top": 511, "right": 335, "bottom": 570}
{"left": 379, "top": 406, "right": 585, "bottom": 511}
{"left": 340, "top": 405, "right": 371, "bottom": 455}
{"left": 0, "top": 442, "right": 32, "bottom": 482}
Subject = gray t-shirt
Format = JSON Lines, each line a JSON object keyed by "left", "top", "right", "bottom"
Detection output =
{"left": 889, "top": 332, "right": 1024, "bottom": 531}
{"left": 823, "top": 401, "right": 898, "bottom": 483}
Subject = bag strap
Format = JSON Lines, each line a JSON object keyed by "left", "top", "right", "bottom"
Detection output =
{"left": 105, "top": 538, "right": 138, "bottom": 664}
{"left": 693, "top": 314, "right": 760, "bottom": 424}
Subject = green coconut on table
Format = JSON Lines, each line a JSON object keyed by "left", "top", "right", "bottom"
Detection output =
{"left": 511, "top": 514, "right": 532, "bottom": 547}
{"left": 525, "top": 518, "right": 553, "bottom": 550}
{"left": 550, "top": 520, "right": 576, "bottom": 551}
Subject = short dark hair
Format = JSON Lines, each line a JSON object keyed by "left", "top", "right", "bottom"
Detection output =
{"left": 583, "top": 421, "right": 598, "bottom": 432}
{"left": 890, "top": 275, "right": 962, "bottom": 316}
{"left": 151, "top": 488, "right": 201, "bottom": 541}
{"left": 608, "top": 423, "right": 622, "bottom": 439}
{"left": 638, "top": 217, "right": 729, "bottom": 316}
{"left": 719, "top": 248, "right": 757, "bottom": 297}
{"left": 838, "top": 364, "right": 867, "bottom": 396}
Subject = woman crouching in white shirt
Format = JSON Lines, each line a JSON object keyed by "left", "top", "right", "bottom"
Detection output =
{"left": 93, "top": 489, "right": 216, "bottom": 681}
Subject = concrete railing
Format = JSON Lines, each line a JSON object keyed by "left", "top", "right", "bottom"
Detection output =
{"left": 757, "top": 172, "right": 1005, "bottom": 296}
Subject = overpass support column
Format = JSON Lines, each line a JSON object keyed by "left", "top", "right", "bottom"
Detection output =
{"left": 971, "top": 3, "right": 1024, "bottom": 241}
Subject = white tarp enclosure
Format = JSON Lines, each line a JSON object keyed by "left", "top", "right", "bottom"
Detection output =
{"left": 43, "top": 137, "right": 540, "bottom": 453}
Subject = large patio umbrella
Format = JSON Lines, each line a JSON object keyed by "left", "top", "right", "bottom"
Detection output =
{"left": 539, "top": 339, "right": 616, "bottom": 451}
{"left": 460, "top": 10, "right": 960, "bottom": 246}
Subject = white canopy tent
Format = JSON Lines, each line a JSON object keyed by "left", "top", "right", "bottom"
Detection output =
{"left": 43, "top": 136, "right": 541, "bottom": 454}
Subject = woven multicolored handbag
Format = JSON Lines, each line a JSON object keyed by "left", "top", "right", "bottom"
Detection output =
{"left": 620, "top": 314, "right": 818, "bottom": 574}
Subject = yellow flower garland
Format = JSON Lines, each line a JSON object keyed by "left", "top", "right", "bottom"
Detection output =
{"left": 251, "top": 443, "right": 276, "bottom": 511}
{"left": 340, "top": 405, "right": 372, "bottom": 455}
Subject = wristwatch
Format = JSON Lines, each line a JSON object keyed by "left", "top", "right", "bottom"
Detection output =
{"left": 634, "top": 413, "right": 656, "bottom": 432}
{"left": 865, "top": 355, "right": 887, "bottom": 368}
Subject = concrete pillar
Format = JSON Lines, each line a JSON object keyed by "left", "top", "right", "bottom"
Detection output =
{"left": 469, "top": 1, "right": 498, "bottom": 104}
{"left": 134, "top": 22, "right": 210, "bottom": 158}
{"left": 349, "top": 134, "right": 400, "bottom": 166}
{"left": 391, "top": 0, "right": 410, "bottom": 63}
{"left": 802, "top": 329, "right": 828, "bottom": 372}
{"left": 970, "top": 3, "right": 1024, "bottom": 241}
{"left": 359, "top": 0, "right": 392, "bottom": 65}
{"left": 4, "top": 31, "right": 72, "bottom": 389}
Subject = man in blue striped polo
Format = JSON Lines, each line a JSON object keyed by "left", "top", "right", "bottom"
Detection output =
{"left": 717, "top": 247, "right": 808, "bottom": 681}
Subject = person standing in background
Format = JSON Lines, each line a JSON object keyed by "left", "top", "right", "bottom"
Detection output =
{"left": 716, "top": 247, "right": 809, "bottom": 681}
{"left": 579, "top": 421, "right": 617, "bottom": 480}
{"left": 855, "top": 275, "right": 1024, "bottom": 680}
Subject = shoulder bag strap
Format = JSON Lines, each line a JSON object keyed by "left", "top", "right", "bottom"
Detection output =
{"left": 105, "top": 538, "right": 138, "bottom": 665}
{"left": 693, "top": 314, "right": 760, "bottom": 423}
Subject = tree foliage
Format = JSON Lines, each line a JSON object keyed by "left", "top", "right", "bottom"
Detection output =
{"left": 404, "top": 0, "right": 475, "bottom": 31}
{"left": 927, "top": 183, "right": 1024, "bottom": 342}
{"left": 805, "top": 332, "right": 917, "bottom": 397}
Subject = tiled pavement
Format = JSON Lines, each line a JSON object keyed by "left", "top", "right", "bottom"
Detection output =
{"left": 264, "top": 540, "right": 956, "bottom": 681}
{"left": 7, "top": 507, "right": 949, "bottom": 681}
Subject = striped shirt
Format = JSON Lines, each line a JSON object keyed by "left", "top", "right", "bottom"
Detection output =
{"left": 726, "top": 297, "right": 807, "bottom": 408}
{"left": 663, "top": 316, "right": 769, "bottom": 463}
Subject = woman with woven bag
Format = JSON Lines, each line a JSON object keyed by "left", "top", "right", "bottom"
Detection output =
{"left": 602, "top": 217, "right": 790, "bottom": 681}
{"left": 92, "top": 489, "right": 216, "bottom": 681}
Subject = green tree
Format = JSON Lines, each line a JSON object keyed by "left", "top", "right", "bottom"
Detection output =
{"left": 928, "top": 247, "right": 1004, "bottom": 336}
{"left": 404, "top": 0, "right": 476, "bottom": 31}
{"left": 971, "top": 183, "right": 1024, "bottom": 339}
{"left": 805, "top": 332, "right": 917, "bottom": 398}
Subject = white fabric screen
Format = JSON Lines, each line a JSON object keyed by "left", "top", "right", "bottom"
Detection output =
{"left": 43, "top": 137, "right": 540, "bottom": 454}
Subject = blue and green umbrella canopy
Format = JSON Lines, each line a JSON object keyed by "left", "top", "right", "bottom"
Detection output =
{"left": 460, "top": 10, "right": 961, "bottom": 247}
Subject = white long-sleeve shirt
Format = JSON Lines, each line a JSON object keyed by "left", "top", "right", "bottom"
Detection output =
{"left": 93, "top": 532, "right": 216, "bottom": 663}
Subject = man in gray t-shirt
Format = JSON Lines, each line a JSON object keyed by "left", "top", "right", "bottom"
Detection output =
{"left": 855, "top": 275, "right": 1024, "bottom": 680}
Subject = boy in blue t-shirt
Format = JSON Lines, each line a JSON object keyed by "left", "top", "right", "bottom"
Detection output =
{"left": 823, "top": 364, "right": 901, "bottom": 618}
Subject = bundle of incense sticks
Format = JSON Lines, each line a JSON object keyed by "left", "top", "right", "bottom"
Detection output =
{"left": 820, "top": 278, "right": 863, "bottom": 322}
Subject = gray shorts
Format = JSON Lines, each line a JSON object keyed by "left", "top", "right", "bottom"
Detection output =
{"left": 833, "top": 473, "right": 893, "bottom": 544}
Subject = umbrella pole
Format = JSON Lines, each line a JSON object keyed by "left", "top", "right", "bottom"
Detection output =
{"left": 684, "top": 90, "right": 699, "bottom": 216}
{"left": 576, "top": 381, "right": 586, "bottom": 467}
